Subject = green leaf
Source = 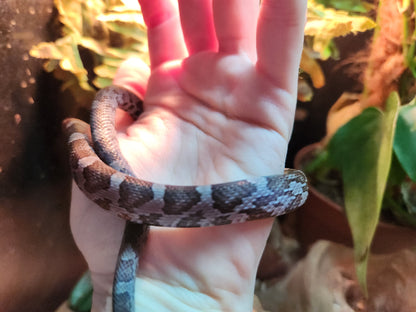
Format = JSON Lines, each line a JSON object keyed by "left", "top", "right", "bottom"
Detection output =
{"left": 30, "top": 0, "right": 149, "bottom": 104}
{"left": 306, "top": 0, "right": 375, "bottom": 59}
{"left": 386, "top": 153, "right": 407, "bottom": 188}
{"left": 78, "top": 37, "right": 107, "bottom": 56}
{"left": 93, "top": 76, "right": 113, "bottom": 89}
{"left": 386, "top": 173, "right": 416, "bottom": 228}
{"left": 105, "top": 47, "right": 142, "bottom": 59}
{"left": 317, "top": 0, "right": 368, "bottom": 13}
{"left": 102, "top": 56, "right": 124, "bottom": 67}
{"left": 69, "top": 271, "right": 93, "bottom": 312}
{"left": 402, "top": 180, "right": 416, "bottom": 214}
{"left": 94, "top": 64, "right": 119, "bottom": 79}
{"left": 43, "top": 59, "right": 60, "bottom": 72}
{"left": 55, "top": 0, "right": 106, "bottom": 37}
{"left": 300, "top": 50, "right": 326, "bottom": 88}
{"left": 104, "top": 20, "right": 147, "bottom": 42}
{"left": 297, "top": 78, "right": 315, "bottom": 102}
{"left": 327, "top": 92, "right": 400, "bottom": 292}
{"left": 306, "top": 0, "right": 376, "bottom": 37}
{"left": 29, "top": 42, "right": 64, "bottom": 59}
{"left": 393, "top": 97, "right": 416, "bottom": 181}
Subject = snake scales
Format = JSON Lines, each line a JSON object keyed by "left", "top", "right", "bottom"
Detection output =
{"left": 63, "top": 86, "right": 308, "bottom": 312}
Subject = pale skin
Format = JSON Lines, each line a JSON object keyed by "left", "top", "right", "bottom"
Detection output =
{"left": 70, "top": 0, "right": 307, "bottom": 311}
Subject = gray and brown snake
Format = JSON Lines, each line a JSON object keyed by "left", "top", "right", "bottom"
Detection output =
{"left": 63, "top": 85, "right": 308, "bottom": 312}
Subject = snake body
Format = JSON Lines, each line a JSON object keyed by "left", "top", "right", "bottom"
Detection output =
{"left": 63, "top": 86, "right": 308, "bottom": 311}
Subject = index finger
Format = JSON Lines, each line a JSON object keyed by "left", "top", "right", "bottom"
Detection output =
{"left": 256, "top": 0, "right": 307, "bottom": 95}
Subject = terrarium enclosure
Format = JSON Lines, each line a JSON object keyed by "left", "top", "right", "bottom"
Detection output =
{"left": 1, "top": 0, "right": 416, "bottom": 311}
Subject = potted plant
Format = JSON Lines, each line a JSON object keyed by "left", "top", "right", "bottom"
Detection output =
{"left": 295, "top": 0, "right": 416, "bottom": 291}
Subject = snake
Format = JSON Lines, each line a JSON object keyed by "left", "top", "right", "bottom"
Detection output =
{"left": 62, "top": 85, "right": 308, "bottom": 312}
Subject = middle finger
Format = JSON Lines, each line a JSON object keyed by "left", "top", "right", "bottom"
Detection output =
{"left": 179, "top": 0, "right": 218, "bottom": 54}
{"left": 139, "top": 0, "right": 188, "bottom": 69}
{"left": 213, "top": 0, "right": 260, "bottom": 61}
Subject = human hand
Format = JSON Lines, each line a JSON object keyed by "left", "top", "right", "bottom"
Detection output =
{"left": 70, "top": 0, "right": 307, "bottom": 311}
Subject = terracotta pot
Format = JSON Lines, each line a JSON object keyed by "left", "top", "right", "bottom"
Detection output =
{"left": 294, "top": 143, "right": 416, "bottom": 254}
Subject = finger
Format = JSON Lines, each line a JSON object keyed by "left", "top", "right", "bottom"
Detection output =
{"left": 139, "top": 0, "right": 188, "bottom": 68}
{"left": 178, "top": 0, "right": 218, "bottom": 54}
{"left": 257, "top": 0, "right": 307, "bottom": 94}
{"left": 213, "top": 0, "right": 259, "bottom": 61}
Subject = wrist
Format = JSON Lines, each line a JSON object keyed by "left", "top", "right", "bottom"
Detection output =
{"left": 134, "top": 277, "right": 222, "bottom": 311}
{"left": 89, "top": 272, "right": 113, "bottom": 312}
{"left": 90, "top": 273, "right": 255, "bottom": 312}
{"left": 131, "top": 220, "right": 273, "bottom": 312}
{"left": 86, "top": 216, "right": 273, "bottom": 312}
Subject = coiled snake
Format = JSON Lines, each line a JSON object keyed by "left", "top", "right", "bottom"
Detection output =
{"left": 63, "top": 86, "right": 308, "bottom": 312}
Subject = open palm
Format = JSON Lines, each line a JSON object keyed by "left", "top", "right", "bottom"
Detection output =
{"left": 70, "top": 0, "right": 307, "bottom": 311}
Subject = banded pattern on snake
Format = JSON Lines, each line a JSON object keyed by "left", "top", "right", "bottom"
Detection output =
{"left": 63, "top": 86, "right": 308, "bottom": 311}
